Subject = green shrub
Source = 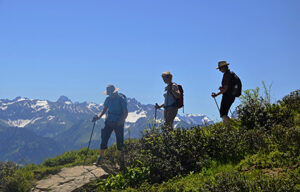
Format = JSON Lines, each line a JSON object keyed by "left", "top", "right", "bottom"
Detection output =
{"left": 97, "top": 161, "right": 150, "bottom": 191}
{"left": 138, "top": 122, "right": 246, "bottom": 183}
{"left": 270, "top": 125, "right": 300, "bottom": 158}
{"left": 238, "top": 150, "right": 294, "bottom": 171}
{"left": 122, "top": 163, "right": 300, "bottom": 192}
{"left": 0, "top": 162, "right": 17, "bottom": 191}
{"left": 280, "top": 89, "right": 300, "bottom": 113}
{"left": 237, "top": 88, "right": 299, "bottom": 132}
{"left": 199, "top": 168, "right": 300, "bottom": 192}
{"left": 4, "top": 168, "right": 34, "bottom": 192}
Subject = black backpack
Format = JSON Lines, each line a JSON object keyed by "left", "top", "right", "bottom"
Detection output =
{"left": 231, "top": 72, "right": 242, "bottom": 97}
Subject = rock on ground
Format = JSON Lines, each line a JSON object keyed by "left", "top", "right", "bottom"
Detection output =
{"left": 31, "top": 165, "right": 108, "bottom": 192}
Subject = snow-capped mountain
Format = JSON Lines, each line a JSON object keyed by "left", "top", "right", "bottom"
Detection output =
{"left": 0, "top": 96, "right": 212, "bottom": 135}
{"left": 0, "top": 96, "right": 213, "bottom": 163}
{"left": 178, "top": 114, "right": 213, "bottom": 126}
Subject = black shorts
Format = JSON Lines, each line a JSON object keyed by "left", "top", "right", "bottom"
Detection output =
{"left": 220, "top": 94, "right": 235, "bottom": 117}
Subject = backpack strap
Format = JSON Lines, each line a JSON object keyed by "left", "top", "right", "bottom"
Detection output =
{"left": 168, "top": 83, "right": 179, "bottom": 107}
{"left": 118, "top": 93, "right": 126, "bottom": 107}
{"left": 169, "top": 83, "right": 178, "bottom": 97}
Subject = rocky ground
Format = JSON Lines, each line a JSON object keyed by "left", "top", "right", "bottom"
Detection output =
{"left": 31, "top": 165, "right": 108, "bottom": 192}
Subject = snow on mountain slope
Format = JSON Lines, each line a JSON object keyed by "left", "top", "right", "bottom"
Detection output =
{"left": 0, "top": 106, "right": 7, "bottom": 110}
{"left": 5, "top": 117, "right": 44, "bottom": 128}
{"left": 7, "top": 119, "right": 32, "bottom": 127}
{"left": 126, "top": 111, "right": 147, "bottom": 123}
{"left": 178, "top": 114, "right": 214, "bottom": 125}
{"left": 32, "top": 100, "right": 50, "bottom": 112}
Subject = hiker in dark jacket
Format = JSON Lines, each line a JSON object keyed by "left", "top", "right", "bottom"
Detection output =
{"left": 155, "top": 71, "right": 181, "bottom": 130}
{"left": 212, "top": 61, "right": 235, "bottom": 124}
{"left": 92, "top": 84, "right": 128, "bottom": 166}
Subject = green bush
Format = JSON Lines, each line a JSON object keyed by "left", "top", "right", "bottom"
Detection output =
{"left": 4, "top": 168, "right": 34, "bottom": 192}
{"left": 138, "top": 122, "right": 247, "bottom": 183}
{"left": 237, "top": 88, "right": 299, "bottom": 132}
{"left": 121, "top": 163, "right": 300, "bottom": 192}
{"left": 280, "top": 90, "right": 300, "bottom": 113}
{"left": 270, "top": 125, "right": 300, "bottom": 158}
{"left": 199, "top": 168, "right": 300, "bottom": 192}
{"left": 0, "top": 162, "right": 17, "bottom": 191}
{"left": 238, "top": 150, "right": 294, "bottom": 171}
{"left": 97, "top": 161, "right": 150, "bottom": 191}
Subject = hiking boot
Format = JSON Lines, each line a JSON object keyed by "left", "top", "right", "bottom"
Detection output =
{"left": 93, "top": 156, "right": 102, "bottom": 167}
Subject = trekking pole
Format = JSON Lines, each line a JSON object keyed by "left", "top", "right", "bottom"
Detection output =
{"left": 128, "top": 125, "right": 131, "bottom": 142}
{"left": 213, "top": 97, "right": 220, "bottom": 113}
{"left": 155, "top": 108, "right": 157, "bottom": 126}
{"left": 83, "top": 121, "right": 96, "bottom": 165}
{"left": 154, "top": 103, "right": 159, "bottom": 128}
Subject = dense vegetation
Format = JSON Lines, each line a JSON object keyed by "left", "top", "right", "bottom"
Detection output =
{"left": 0, "top": 88, "right": 299, "bottom": 192}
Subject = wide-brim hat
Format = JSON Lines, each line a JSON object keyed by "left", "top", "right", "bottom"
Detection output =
{"left": 104, "top": 84, "right": 119, "bottom": 95}
{"left": 216, "top": 61, "right": 230, "bottom": 69}
{"left": 161, "top": 71, "right": 173, "bottom": 78}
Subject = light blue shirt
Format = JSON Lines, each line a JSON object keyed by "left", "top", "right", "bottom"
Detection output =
{"left": 164, "top": 89, "right": 176, "bottom": 108}
{"left": 104, "top": 93, "right": 127, "bottom": 122}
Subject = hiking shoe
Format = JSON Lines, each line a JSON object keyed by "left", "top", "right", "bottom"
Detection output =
{"left": 93, "top": 156, "right": 102, "bottom": 167}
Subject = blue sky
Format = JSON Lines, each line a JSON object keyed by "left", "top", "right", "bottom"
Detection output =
{"left": 0, "top": 0, "right": 299, "bottom": 120}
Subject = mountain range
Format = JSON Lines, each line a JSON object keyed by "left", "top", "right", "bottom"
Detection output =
{"left": 0, "top": 96, "right": 213, "bottom": 164}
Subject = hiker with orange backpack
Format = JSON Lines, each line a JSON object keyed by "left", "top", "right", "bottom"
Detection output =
{"left": 155, "top": 71, "right": 184, "bottom": 130}
{"left": 212, "top": 61, "right": 242, "bottom": 124}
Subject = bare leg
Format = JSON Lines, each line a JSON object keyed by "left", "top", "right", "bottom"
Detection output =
{"left": 99, "top": 149, "right": 105, "bottom": 157}
{"left": 164, "top": 107, "right": 178, "bottom": 131}
{"left": 95, "top": 149, "right": 105, "bottom": 166}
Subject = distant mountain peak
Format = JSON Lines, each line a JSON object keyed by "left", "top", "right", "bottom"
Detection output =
{"left": 13, "top": 96, "right": 27, "bottom": 102}
{"left": 57, "top": 96, "right": 72, "bottom": 104}
{"left": 127, "top": 97, "right": 139, "bottom": 104}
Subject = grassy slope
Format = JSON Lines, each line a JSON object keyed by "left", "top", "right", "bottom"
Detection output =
{"left": 1, "top": 123, "right": 299, "bottom": 192}
{"left": 121, "top": 153, "right": 300, "bottom": 192}
{"left": 1, "top": 89, "right": 299, "bottom": 192}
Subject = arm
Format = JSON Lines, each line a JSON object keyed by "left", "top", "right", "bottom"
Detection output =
{"left": 155, "top": 102, "right": 164, "bottom": 109}
{"left": 213, "top": 85, "right": 229, "bottom": 97}
{"left": 96, "top": 106, "right": 108, "bottom": 120}
{"left": 212, "top": 73, "right": 230, "bottom": 97}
